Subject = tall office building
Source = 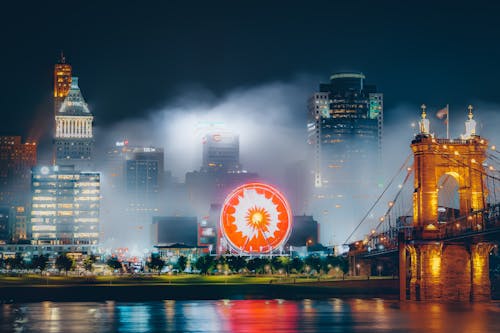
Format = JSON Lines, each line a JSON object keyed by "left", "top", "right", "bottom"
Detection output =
{"left": 202, "top": 132, "right": 240, "bottom": 173}
{"left": 0, "top": 136, "right": 37, "bottom": 205}
{"left": 54, "top": 77, "right": 94, "bottom": 170}
{"left": 0, "top": 136, "right": 37, "bottom": 242}
{"left": 30, "top": 165, "right": 100, "bottom": 247}
{"left": 125, "top": 147, "right": 164, "bottom": 194}
{"left": 307, "top": 72, "right": 383, "bottom": 244}
{"left": 53, "top": 53, "right": 72, "bottom": 115}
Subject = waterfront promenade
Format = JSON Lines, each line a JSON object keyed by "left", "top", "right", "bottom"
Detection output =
{"left": 0, "top": 275, "right": 399, "bottom": 302}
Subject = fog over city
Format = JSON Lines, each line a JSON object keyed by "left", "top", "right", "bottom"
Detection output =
{"left": 75, "top": 74, "right": 499, "bottom": 252}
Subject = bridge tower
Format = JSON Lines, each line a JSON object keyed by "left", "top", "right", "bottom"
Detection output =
{"left": 402, "top": 105, "right": 494, "bottom": 301}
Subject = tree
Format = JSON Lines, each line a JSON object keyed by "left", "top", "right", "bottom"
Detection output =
{"left": 31, "top": 254, "right": 49, "bottom": 275}
{"left": 5, "top": 253, "right": 25, "bottom": 271}
{"left": 177, "top": 255, "right": 187, "bottom": 272}
{"left": 338, "top": 256, "right": 349, "bottom": 277}
{"left": 227, "top": 256, "right": 247, "bottom": 273}
{"left": 290, "top": 257, "right": 304, "bottom": 274}
{"left": 247, "top": 258, "right": 268, "bottom": 274}
{"left": 321, "top": 255, "right": 349, "bottom": 277}
{"left": 83, "top": 255, "right": 96, "bottom": 273}
{"left": 305, "top": 255, "right": 322, "bottom": 275}
{"left": 55, "top": 254, "right": 74, "bottom": 275}
{"left": 214, "top": 256, "right": 229, "bottom": 274}
{"left": 195, "top": 255, "right": 214, "bottom": 275}
{"left": 147, "top": 254, "right": 165, "bottom": 275}
{"left": 271, "top": 256, "right": 290, "bottom": 274}
{"left": 106, "top": 256, "right": 122, "bottom": 273}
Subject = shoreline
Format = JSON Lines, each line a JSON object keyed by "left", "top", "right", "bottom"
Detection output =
{"left": 0, "top": 279, "right": 399, "bottom": 303}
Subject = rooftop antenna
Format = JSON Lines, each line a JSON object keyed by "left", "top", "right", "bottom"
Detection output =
{"left": 60, "top": 50, "right": 66, "bottom": 64}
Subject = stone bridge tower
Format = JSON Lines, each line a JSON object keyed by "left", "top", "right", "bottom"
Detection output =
{"left": 401, "top": 105, "right": 494, "bottom": 302}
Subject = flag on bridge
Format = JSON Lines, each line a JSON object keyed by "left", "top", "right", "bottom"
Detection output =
{"left": 436, "top": 105, "right": 448, "bottom": 124}
{"left": 436, "top": 104, "right": 450, "bottom": 139}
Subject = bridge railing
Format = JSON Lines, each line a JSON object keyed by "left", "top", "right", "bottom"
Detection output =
{"left": 439, "top": 203, "right": 500, "bottom": 238}
{"left": 350, "top": 203, "right": 500, "bottom": 255}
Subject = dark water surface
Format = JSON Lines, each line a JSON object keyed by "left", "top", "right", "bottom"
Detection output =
{"left": 1, "top": 299, "right": 500, "bottom": 332}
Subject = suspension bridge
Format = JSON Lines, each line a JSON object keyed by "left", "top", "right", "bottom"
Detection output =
{"left": 345, "top": 106, "right": 500, "bottom": 301}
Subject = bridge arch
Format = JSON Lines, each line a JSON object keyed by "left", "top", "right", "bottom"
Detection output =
{"left": 411, "top": 135, "right": 489, "bottom": 233}
{"left": 437, "top": 172, "right": 460, "bottom": 222}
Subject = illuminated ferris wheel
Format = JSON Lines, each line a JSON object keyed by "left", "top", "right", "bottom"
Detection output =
{"left": 220, "top": 183, "right": 293, "bottom": 254}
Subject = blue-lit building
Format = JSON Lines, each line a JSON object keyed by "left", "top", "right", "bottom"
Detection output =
{"left": 30, "top": 165, "right": 100, "bottom": 248}
{"left": 308, "top": 72, "right": 383, "bottom": 243}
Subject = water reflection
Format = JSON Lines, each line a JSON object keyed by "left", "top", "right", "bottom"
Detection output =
{"left": 1, "top": 299, "right": 499, "bottom": 332}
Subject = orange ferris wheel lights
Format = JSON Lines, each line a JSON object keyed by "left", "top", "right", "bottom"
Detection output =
{"left": 220, "top": 182, "right": 293, "bottom": 254}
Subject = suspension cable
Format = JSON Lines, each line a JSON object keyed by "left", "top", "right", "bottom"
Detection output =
{"left": 343, "top": 153, "right": 412, "bottom": 245}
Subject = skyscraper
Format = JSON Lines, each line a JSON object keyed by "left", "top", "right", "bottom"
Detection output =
{"left": 30, "top": 165, "right": 100, "bottom": 247}
{"left": 202, "top": 132, "right": 240, "bottom": 173}
{"left": 53, "top": 53, "right": 72, "bottom": 115}
{"left": 54, "top": 77, "right": 94, "bottom": 170}
{"left": 0, "top": 136, "right": 37, "bottom": 205}
{"left": 307, "top": 72, "right": 383, "bottom": 244}
{"left": 125, "top": 147, "right": 164, "bottom": 194}
{"left": 0, "top": 136, "right": 37, "bottom": 242}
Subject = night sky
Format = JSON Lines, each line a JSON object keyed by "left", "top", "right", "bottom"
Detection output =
{"left": 1, "top": 1, "right": 500, "bottom": 138}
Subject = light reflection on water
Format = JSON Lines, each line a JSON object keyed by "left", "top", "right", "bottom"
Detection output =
{"left": 1, "top": 299, "right": 500, "bottom": 333}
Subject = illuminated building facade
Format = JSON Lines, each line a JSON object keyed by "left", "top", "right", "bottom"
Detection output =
{"left": 307, "top": 72, "right": 383, "bottom": 243}
{"left": 202, "top": 132, "right": 240, "bottom": 173}
{"left": 53, "top": 53, "right": 72, "bottom": 115}
{"left": 30, "top": 165, "right": 100, "bottom": 247}
{"left": 54, "top": 77, "right": 94, "bottom": 170}
{"left": 0, "top": 208, "right": 9, "bottom": 243}
{"left": 0, "top": 136, "right": 37, "bottom": 205}
{"left": 308, "top": 72, "right": 383, "bottom": 188}
{"left": 198, "top": 203, "right": 220, "bottom": 253}
{"left": 0, "top": 136, "right": 37, "bottom": 242}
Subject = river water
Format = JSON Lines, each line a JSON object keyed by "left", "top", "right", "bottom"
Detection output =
{"left": 1, "top": 299, "right": 499, "bottom": 332}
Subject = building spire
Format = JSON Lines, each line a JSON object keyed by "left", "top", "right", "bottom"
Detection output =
{"left": 419, "top": 104, "right": 430, "bottom": 134}
{"left": 463, "top": 104, "right": 477, "bottom": 139}
{"left": 59, "top": 50, "right": 66, "bottom": 64}
{"left": 467, "top": 104, "right": 474, "bottom": 120}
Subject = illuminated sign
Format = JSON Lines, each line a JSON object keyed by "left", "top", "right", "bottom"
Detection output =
{"left": 220, "top": 183, "right": 292, "bottom": 254}
{"left": 40, "top": 166, "right": 50, "bottom": 175}
{"left": 115, "top": 140, "right": 129, "bottom": 147}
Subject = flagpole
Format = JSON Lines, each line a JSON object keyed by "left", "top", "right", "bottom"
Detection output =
{"left": 446, "top": 104, "right": 449, "bottom": 139}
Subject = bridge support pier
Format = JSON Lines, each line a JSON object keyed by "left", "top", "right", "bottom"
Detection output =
{"left": 404, "top": 241, "right": 494, "bottom": 301}
{"left": 471, "top": 243, "right": 495, "bottom": 302}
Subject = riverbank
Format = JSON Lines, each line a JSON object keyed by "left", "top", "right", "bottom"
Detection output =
{"left": 0, "top": 278, "right": 399, "bottom": 302}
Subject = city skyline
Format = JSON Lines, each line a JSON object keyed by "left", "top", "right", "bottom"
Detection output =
{"left": 0, "top": 3, "right": 499, "bottom": 326}
{"left": 0, "top": 1, "right": 499, "bottom": 250}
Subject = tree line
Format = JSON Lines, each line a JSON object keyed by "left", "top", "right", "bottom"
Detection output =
{"left": 144, "top": 254, "right": 349, "bottom": 276}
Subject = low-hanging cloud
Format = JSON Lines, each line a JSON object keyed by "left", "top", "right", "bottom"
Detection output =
{"left": 92, "top": 79, "right": 500, "bottom": 249}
